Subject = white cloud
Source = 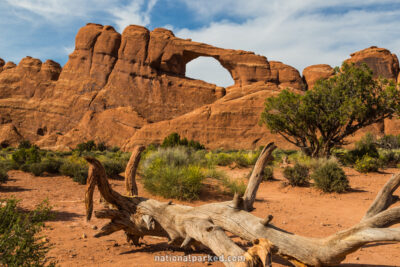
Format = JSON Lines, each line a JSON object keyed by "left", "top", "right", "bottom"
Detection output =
{"left": 174, "top": 1, "right": 400, "bottom": 85}
{"left": 4, "top": 0, "right": 156, "bottom": 31}
{"left": 109, "top": 0, "right": 157, "bottom": 31}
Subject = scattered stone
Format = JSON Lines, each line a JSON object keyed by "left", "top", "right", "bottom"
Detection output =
{"left": 91, "top": 225, "right": 98, "bottom": 230}
{"left": 82, "top": 233, "right": 87, "bottom": 239}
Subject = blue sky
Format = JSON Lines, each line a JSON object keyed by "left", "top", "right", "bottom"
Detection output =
{"left": 1, "top": 0, "right": 400, "bottom": 87}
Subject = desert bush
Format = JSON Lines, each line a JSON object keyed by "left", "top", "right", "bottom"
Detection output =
{"left": 141, "top": 147, "right": 206, "bottom": 200}
{"left": 355, "top": 155, "right": 380, "bottom": 173}
{"left": 59, "top": 159, "right": 88, "bottom": 184}
{"left": 96, "top": 142, "right": 107, "bottom": 152}
{"left": 29, "top": 159, "right": 62, "bottom": 177}
{"left": 101, "top": 159, "right": 126, "bottom": 178}
{"left": 283, "top": 163, "right": 310, "bottom": 186}
{"left": 161, "top": 132, "right": 205, "bottom": 150}
{"left": 0, "top": 198, "right": 54, "bottom": 266}
{"left": 11, "top": 146, "right": 41, "bottom": 167}
{"left": 76, "top": 140, "right": 97, "bottom": 152}
{"left": 143, "top": 160, "right": 204, "bottom": 200}
{"left": 263, "top": 166, "right": 274, "bottom": 181}
{"left": 18, "top": 140, "right": 32, "bottom": 149}
{"left": 221, "top": 177, "right": 246, "bottom": 196}
{"left": 312, "top": 162, "right": 349, "bottom": 193}
{"left": 376, "top": 134, "right": 400, "bottom": 149}
{"left": 0, "top": 169, "right": 8, "bottom": 184}
{"left": 378, "top": 150, "right": 400, "bottom": 168}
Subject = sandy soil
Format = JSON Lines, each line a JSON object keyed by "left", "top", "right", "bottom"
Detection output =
{"left": 1, "top": 167, "right": 399, "bottom": 267}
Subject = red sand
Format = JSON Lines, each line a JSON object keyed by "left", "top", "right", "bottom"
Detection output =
{"left": 1, "top": 167, "right": 399, "bottom": 267}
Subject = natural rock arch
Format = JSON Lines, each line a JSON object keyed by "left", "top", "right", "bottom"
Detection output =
{"left": 185, "top": 56, "right": 235, "bottom": 87}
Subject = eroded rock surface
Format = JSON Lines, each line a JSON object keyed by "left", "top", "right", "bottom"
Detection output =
{"left": 302, "top": 64, "right": 335, "bottom": 89}
{"left": 0, "top": 25, "right": 399, "bottom": 150}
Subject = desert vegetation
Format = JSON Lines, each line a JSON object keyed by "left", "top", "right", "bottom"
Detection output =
{"left": 261, "top": 63, "right": 400, "bottom": 157}
{"left": 0, "top": 198, "right": 54, "bottom": 266}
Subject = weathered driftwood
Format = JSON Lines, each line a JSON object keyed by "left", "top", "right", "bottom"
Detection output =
{"left": 84, "top": 143, "right": 400, "bottom": 267}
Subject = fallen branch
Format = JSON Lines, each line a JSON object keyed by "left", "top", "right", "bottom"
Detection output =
{"left": 84, "top": 143, "right": 400, "bottom": 266}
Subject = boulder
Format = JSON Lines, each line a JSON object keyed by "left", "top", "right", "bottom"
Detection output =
{"left": 302, "top": 64, "right": 335, "bottom": 89}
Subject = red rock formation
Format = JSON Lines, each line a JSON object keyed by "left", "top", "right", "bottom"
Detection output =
{"left": 0, "top": 24, "right": 399, "bottom": 150}
{"left": 345, "top": 46, "right": 399, "bottom": 79}
{"left": 302, "top": 64, "right": 335, "bottom": 89}
{"left": 0, "top": 58, "right": 4, "bottom": 73}
{"left": 269, "top": 61, "right": 305, "bottom": 91}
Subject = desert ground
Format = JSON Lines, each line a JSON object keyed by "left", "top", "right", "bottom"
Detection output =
{"left": 1, "top": 166, "right": 399, "bottom": 267}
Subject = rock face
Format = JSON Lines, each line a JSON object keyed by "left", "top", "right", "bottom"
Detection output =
{"left": 1, "top": 24, "right": 399, "bottom": 150}
{"left": 302, "top": 64, "right": 335, "bottom": 89}
{"left": 0, "top": 23, "right": 290, "bottom": 150}
{"left": 345, "top": 46, "right": 399, "bottom": 80}
{"left": 270, "top": 61, "right": 305, "bottom": 90}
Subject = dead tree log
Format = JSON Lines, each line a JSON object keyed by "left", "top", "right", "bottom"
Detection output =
{"left": 84, "top": 143, "right": 400, "bottom": 267}
{"left": 125, "top": 146, "right": 145, "bottom": 196}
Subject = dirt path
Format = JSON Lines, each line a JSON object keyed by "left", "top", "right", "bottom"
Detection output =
{"left": 1, "top": 167, "right": 399, "bottom": 267}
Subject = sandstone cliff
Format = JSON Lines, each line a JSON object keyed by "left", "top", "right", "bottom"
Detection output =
{"left": 0, "top": 24, "right": 398, "bottom": 150}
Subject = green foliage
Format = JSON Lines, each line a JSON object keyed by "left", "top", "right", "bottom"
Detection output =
{"left": 12, "top": 147, "right": 41, "bottom": 167}
{"left": 220, "top": 177, "right": 246, "bottom": 196}
{"left": 312, "top": 162, "right": 349, "bottom": 193}
{"left": 283, "top": 163, "right": 310, "bottom": 186}
{"left": 205, "top": 150, "right": 260, "bottom": 168}
{"left": 161, "top": 132, "right": 205, "bottom": 150}
{"left": 0, "top": 169, "right": 8, "bottom": 184}
{"left": 378, "top": 150, "right": 400, "bottom": 167}
{"left": 336, "top": 133, "right": 379, "bottom": 165}
{"left": 76, "top": 140, "right": 97, "bottom": 152}
{"left": 96, "top": 142, "right": 107, "bottom": 152}
{"left": 261, "top": 63, "right": 400, "bottom": 157}
{"left": 141, "top": 147, "right": 206, "bottom": 200}
{"left": 18, "top": 140, "right": 32, "bottom": 149}
{"left": 0, "top": 198, "right": 54, "bottom": 266}
{"left": 376, "top": 134, "right": 400, "bottom": 149}
{"left": 263, "top": 166, "right": 274, "bottom": 181}
{"left": 28, "top": 159, "right": 62, "bottom": 177}
{"left": 101, "top": 159, "right": 126, "bottom": 178}
{"left": 59, "top": 158, "right": 88, "bottom": 184}
{"left": 355, "top": 155, "right": 380, "bottom": 173}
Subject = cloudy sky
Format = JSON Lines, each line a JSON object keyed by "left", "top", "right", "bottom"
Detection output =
{"left": 1, "top": 0, "right": 400, "bottom": 87}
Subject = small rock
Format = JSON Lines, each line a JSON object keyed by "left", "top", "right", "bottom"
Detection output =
{"left": 282, "top": 221, "right": 287, "bottom": 225}
{"left": 41, "top": 237, "right": 49, "bottom": 242}
{"left": 91, "top": 225, "right": 98, "bottom": 230}
{"left": 69, "top": 254, "right": 76, "bottom": 258}
{"left": 113, "top": 243, "right": 119, "bottom": 247}
{"left": 355, "top": 256, "right": 360, "bottom": 260}
{"left": 82, "top": 233, "right": 87, "bottom": 239}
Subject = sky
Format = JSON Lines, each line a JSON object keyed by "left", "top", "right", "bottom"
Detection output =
{"left": 1, "top": 0, "right": 400, "bottom": 87}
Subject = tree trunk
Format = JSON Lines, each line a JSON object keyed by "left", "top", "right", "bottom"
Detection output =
{"left": 84, "top": 143, "right": 400, "bottom": 267}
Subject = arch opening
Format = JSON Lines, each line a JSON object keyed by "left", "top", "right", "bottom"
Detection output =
{"left": 185, "top": 56, "right": 234, "bottom": 87}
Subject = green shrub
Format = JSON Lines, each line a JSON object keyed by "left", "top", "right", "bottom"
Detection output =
{"left": 378, "top": 150, "right": 400, "bottom": 168}
{"left": 141, "top": 147, "right": 206, "bottom": 200}
{"left": 28, "top": 159, "right": 62, "bottom": 176}
{"left": 59, "top": 161, "right": 88, "bottom": 184}
{"left": 355, "top": 155, "right": 380, "bottom": 173}
{"left": 18, "top": 140, "right": 32, "bottom": 149}
{"left": 263, "top": 166, "right": 274, "bottom": 181}
{"left": 221, "top": 177, "right": 246, "bottom": 196}
{"left": 12, "top": 147, "right": 41, "bottom": 167}
{"left": 143, "top": 160, "right": 204, "bottom": 200}
{"left": 76, "top": 140, "right": 97, "bottom": 152}
{"left": 101, "top": 159, "right": 126, "bottom": 178}
{"left": 161, "top": 132, "right": 205, "bottom": 150}
{"left": 377, "top": 134, "right": 400, "bottom": 149}
{"left": 109, "top": 146, "right": 120, "bottom": 152}
{"left": 0, "top": 169, "right": 8, "bottom": 184}
{"left": 96, "top": 142, "right": 107, "bottom": 152}
{"left": 283, "top": 163, "right": 310, "bottom": 186}
{"left": 0, "top": 198, "right": 54, "bottom": 266}
{"left": 0, "top": 159, "right": 18, "bottom": 171}
{"left": 312, "top": 162, "right": 349, "bottom": 193}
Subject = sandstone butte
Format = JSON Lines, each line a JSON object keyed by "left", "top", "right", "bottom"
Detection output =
{"left": 0, "top": 24, "right": 399, "bottom": 151}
